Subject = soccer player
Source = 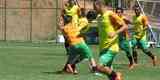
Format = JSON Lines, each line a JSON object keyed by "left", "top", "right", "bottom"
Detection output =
{"left": 60, "top": 0, "right": 80, "bottom": 55}
{"left": 93, "top": 1, "right": 127, "bottom": 80}
{"left": 60, "top": 9, "right": 97, "bottom": 74}
{"left": 131, "top": 6, "right": 157, "bottom": 66}
{"left": 115, "top": 7, "right": 134, "bottom": 69}
{"left": 59, "top": 0, "right": 80, "bottom": 73}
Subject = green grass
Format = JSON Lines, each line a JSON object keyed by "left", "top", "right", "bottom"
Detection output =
{"left": 0, "top": 41, "right": 159, "bottom": 80}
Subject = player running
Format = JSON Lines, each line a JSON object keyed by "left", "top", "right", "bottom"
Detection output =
{"left": 58, "top": 0, "right": 80, "bottom": 73}
{"left": 59, "top": 8, "right": 97, "bottom": 74}
{"left": 115, "top": 7, "right": 134, "bottom": 69}
{"left": 131, "top": 6, "right": 157, "bottom": 66}
{"left": 61, "top": 0, "right": 80, "bottom": 55}
{"left": 93, "top": 1, "right": 127, "bottom": 80}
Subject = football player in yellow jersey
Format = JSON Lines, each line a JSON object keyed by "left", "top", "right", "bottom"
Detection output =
{"left": 131, "top": 6, "right": 157, "bottom": 66}
{"left": 59, "top": 8, "right": 97, "bottom": 74}
{"left": 93, "top": 1, "right": 127, "bottom": 80}
{"left": 58, "top": 0, "right": 80, "bottom": 73}
{"left": 115, "top": 7, "right": 134, "bottom": 69}
{"left": 60, "top": 0, "right": 80, "bottom": 55}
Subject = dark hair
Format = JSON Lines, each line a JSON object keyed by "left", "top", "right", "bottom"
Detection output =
{"left": 133, "top": 5, "right": 141, "bottom": 14}
{"left": 63, "top": 15, "right": 72, "bottom": 25}
{"left": 116, "top": 7, "right": 124, "bottom": 13}
{"left": 86, "top": 10, "right": 98, "bottom": 21}
{"left": 68, "top": 0, "right": 76, "bottom": 5}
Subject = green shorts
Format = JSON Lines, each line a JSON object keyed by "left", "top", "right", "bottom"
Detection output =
{"left": 131, "top": 38, "right": 149, "bottom": 50}
{"left": 119, "top": 39, "right": 132, "bottom": 53}
{"left": 99, "top": 49, "right": 116, "bottom": 67}
{"left": 69, "top": 42, "right": 93, "bottom": 60}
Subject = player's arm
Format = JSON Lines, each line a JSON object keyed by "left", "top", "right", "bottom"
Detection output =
{"left": 110, "top": 13, "right": 127, "bottom": 35}
{"left": 78, "top": 18, "right": 89, "bottom": 37}
{"left": 123, "top": 18, "right": 132, "bottom": 24}
{"left": 142, "top": 16, "right": 149, "bottom": 31}
{"left": 79, "top": 18, "right": 89, "bottom": 30}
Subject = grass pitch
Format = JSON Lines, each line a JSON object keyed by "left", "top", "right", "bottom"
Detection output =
{"left": 0, "top": 41, "right": 159, "bottom": 80}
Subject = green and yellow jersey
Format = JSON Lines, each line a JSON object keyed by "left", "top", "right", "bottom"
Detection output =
{"left": 63, "top": 22, "right": 84, "bottom": 45}
{"left": 119, "top": 16, "right": 130, "bottom": 40}
{"left": 63, "top": 17, "right": 88, "bottom": 45}
{"left": 97, "top": 11, "right": 124, "bottom": 52}
{"left": 132, "top": 14, "right": 148, "bottom": 40}
{"left": 64, "top": 5, "right": 79, "bottom": 25}
{"left": 78, "top": 17, "right": 89, "bottom": 33}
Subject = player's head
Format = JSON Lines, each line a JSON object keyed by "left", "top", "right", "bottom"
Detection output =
{"left": 93, "top": 0, "right": 104, "bottom": 14}
{"left": 63, "top": 15, "right": 72, "bottom": 25}
{"left": 134, "top": 6, "right": 141, "bottom": 16}
{"left": 79, "top": 8, "right": 86, "bottom": 17}
{"left": 68, "top": 0, "right": 75, "bottom": 7}
{"left": 116, "top": 7, "right": 124, "bottom": 17}
{"left": 86, "top": 10, "right": 98, "bottom": 21}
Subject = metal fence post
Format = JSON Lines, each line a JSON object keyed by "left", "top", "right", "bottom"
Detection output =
{"left": 151, "top": 2, "right": 156, "bottom": 16}
{"left": 4, "top": 0, "right": 6, "bottom": 41}
{"left": 55, "top": 0, "right": 59, "bottom": 44}
{"left": 30, "top": 0, "right": 33, "bottom": 41}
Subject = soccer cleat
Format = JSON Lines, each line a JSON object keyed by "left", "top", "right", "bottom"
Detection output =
{"left": 152, "top": 56, "right": 157, "bottom": 66}
{"left": 110, "top": 72, "right": 123, "bottom": 80}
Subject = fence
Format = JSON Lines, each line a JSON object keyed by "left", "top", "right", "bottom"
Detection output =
{"left": 139, "top": 0, "right": 160, "bottom": 17}
{"left": 0, "top": 0, "right": 98, "bottom": 41}
{"left": 0, "top": 0, "right": 62, "bottom": 41}
{"left": 0, "top": 0, "right": 159, "bottom": 44}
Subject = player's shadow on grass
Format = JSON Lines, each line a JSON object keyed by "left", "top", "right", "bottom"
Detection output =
{"left": 42, "top": 72, "right": 55, "bottom": 74}
{"left": 42, "top": 70, "right": 70, "bottom": 75}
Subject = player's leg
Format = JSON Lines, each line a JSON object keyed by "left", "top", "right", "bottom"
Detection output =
{"left": 64, "top": 50, "right": 75, "bottom": 73}
{"left": 61, "top": 45, "right": 80, "bottom": 74}
{"left": 62, "top": 37, "right": 72, "bottom": 72}
{"left": 64, "top": 40, "right": 70, "bottom": 55}
{"left": 96, "top": 65, "right": 122, "bottom": 80}
{"left": 99, "top": 49, "right": 116, "bottom": 67}
{"left": 139, "top": 39, "right": 157, "bottom": 66}
{"left": 131, "top": 38, "right": 138, "bottom": 64}
{"left": 66, "top": 45, "right": 83, "bottom": 74}
{"left": 120, "top": 40, "right": 134, "bottom": 69}
{"left": 97, "top": 49, "right": 122, "bottom": 80}
{"left": 65, "top": 42, "right": 96, "bottom": 74}
{"left": 76, "top": 42, "right": 97, "bottom": 72}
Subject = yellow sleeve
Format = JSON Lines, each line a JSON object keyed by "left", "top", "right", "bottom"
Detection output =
{"left": 110, "top": 12, "right": 125, "bottom": 28}
{"left": 74, "top": 5, "right": 80, "bottom": 15}
{"left": 142, "top": 16, "right": 149, "bottom": 26}
{"left": 79, "top": 18, "right": 89, "bottom": 30}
